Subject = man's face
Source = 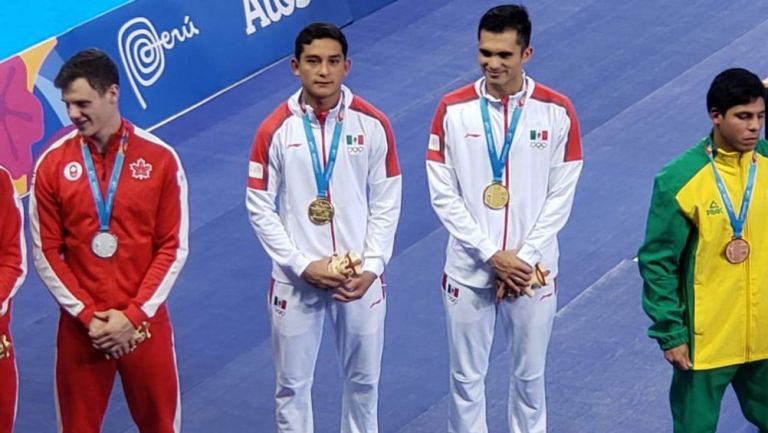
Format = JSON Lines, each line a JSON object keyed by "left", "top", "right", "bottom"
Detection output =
{"left": 478, "top": 29, "right": 532, "bottom": 92}
{"left": 61, "top": 77, "right": 119, "bottom": 139}
{"left": 712, "top": 98, "right": 765, "bottom": 152}
{"left": 291, "top": 38, "right": 350, "bottom": 104}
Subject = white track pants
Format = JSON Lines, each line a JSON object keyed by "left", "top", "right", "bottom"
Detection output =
{"left": 442, "top": 274, "right": 557, "bottom": 433}
{"left": 269, "top": 278, "right": 386, "bottom": 433}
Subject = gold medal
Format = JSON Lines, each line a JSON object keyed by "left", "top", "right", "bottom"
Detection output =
{"left": 328, "top": 251, "right": 363, "bottom": 277}
{"left": 483, "top": 182, "right": 509, "bottom": 209}
{"left": 0, "top": 335, "right": 11, "bottom": 359}
{"left": 725, "top": 237, "right": 750, "bottom": 264}
{"left": 308, "top": 198, "right": 334, "bottom": 225}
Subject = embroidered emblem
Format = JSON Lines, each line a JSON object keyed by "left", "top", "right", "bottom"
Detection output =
{"left": 706, "top": 200, "right": 723, "bottom": 216}
{"left": 129, "top": 158, "right": 152, "bottom": 180}
{"left": 428, "top": 134, "right": 441, "bottom": 151}
{"left": 345, "top": 134, "right": 365, "bottom": 156}
{"left": 64, "top": 162, "right": 83, "bottom": 181}
{"left": 529, "top": 129, "right": 549, "bottom": 149}
{"left": 249, "top": 161, "right": 264, "bottom": 179}
{"left": 272, "top": 295, "right": 288, "bottom": 317}
{"left": 443, "top": 282, "right": 460, "bottom": 305}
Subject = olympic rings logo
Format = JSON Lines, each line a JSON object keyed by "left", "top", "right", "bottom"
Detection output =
{"left": 117, "top": 16, "right": 200, "bottom": 109}
{"left": 347, "top": 146, "right": 364, "bottom": 155}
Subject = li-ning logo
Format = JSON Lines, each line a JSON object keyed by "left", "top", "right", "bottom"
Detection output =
{"left": 706, "top": 200, "right": 723, "bottom": 216}
{"left": 118, "top": 16, "right": 201, "bottom": 110}
{"left": 243, "top": 0, "right": 311, "bottom": 35}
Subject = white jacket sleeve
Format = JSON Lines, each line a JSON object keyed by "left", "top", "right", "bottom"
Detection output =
{"left": 426, "top": 101, "right": 499, "bottom": 262}
{"left": 362, "top": 117, "right": 402, "bottom": 276}
{"left": 516, "top": 101, "right": 583, "bottom": 267}
{"left": 246, "top": 125, "right": 311, "bottom": 278}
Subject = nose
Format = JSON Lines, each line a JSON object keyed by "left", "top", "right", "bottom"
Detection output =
{"left": 67, "top": 105, "right": 81, "bottom": 120}
{"left": 748, "top": 116, "right": 760, "bottom": 131}
{"left": 318, "top": 61, "right": 330, "bottom": 76}
{"left": 486, "top": 55, "right": 501, "bottom": 70}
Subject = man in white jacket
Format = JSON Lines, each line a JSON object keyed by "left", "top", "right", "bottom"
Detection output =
{"left": 426, "top": 5, "right": 583, "bottom": 433}
{"left": 246, "top": 22, "right": 402, "bottom": 433}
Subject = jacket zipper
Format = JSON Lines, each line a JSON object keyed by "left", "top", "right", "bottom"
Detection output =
{"left": 741, "top": 152, "right": 752, "bottom": 360}
{"left": 501, "top": 97, "right": 510, "bottom": 251}
{"left": 318, "top": 113, "right": 338, "bottom": 254}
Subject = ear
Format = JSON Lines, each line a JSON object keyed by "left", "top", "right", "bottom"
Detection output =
{"left": 343, "top": 57, "right": 352, "bottom": 77}
{"left": 108, "top": 84, "right": 119, "bottom": 105}
{"left": 521, "top": 46, "right": 533, "bottom": 65}
{"left": 290, "top": 58, "right": 300, "bottom": 77}
{"left": 709, "top": 109, "right": 722, "bottom": 127}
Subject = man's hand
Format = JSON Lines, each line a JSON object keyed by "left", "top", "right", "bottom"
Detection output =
{"left": 664, "top": 343, "right": 693, "bottom": 371}
{"left": 332, "top": 271, "right": 377, "bottom": 303}
{"left": 495, "top": 279, "right": 509, "bottom": 304}
{"left": 88, "top": 317, "right": 107, "bottom": 336}
{"left": 89, "top": 310, "right": 136, "bottom": 358}
{"left": 495, "top": 280, "right": 535, "bottom": 304}
{"left": 301, "top": 257, "right": 349, "bottom": 289}
{"left": 489, "top": 250, "right": 533, "bottom": 296}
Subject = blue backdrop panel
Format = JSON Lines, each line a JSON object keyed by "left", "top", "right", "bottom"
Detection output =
{"left": 0, "top": 0, "right": 133, "bottom": 62}
{"left": 53, "top": 0, "right": 354, "bottom": 127}
{"left": 349, "top": 0, "right": 397, "bottom": 19}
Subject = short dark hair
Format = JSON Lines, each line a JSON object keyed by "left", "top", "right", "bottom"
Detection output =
{"left": 706, "top": 68, "right": 765, "bottom": 115}
{"left": 294, "top": 22, "right": 348, "bottom": 59}
{"left": 478, "top": 4, "right": 532, "bottom": 48}
{"left": 54, "top": 48, "right": 119, "bottom": 94}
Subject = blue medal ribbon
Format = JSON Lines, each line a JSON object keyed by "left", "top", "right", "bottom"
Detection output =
{"left": 81, "top": 128, "right": 128, "bottom": 232}
{"left": 302, "top": 103, "right": 344, "bottom": 199}
{"left": 705, "top": 139, "right": 758, "bottom": 239}
{"left": 480, "top": 96, "right": 524, "bottom": 183}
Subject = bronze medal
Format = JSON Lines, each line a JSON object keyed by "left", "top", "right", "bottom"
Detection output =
{"left": 483, "top": 183, "right": 509, "bottom": 210}
{"left": 308, "top": 198, "right": 334, "bottom": 225}
{"left": 725, "top": 237, "right": 750, "bottom": 264}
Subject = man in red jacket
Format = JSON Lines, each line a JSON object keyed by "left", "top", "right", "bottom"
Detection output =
{"left": 0, "top": 166, "right": 26, "bottom": 433}
{"left": 30, "top": 48, "right": 189, "bottom": 433}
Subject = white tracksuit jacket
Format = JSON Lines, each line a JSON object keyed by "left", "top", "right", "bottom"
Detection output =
{"left": 247, "top": 86, "right": 402, "bottom": 283}
{"left": 426, "top": 75, "right": 583, "bottom": 288}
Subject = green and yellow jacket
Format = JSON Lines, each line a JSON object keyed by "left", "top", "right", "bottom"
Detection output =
{"left": 639, "top": 137, "right": 768, "bottom": 370}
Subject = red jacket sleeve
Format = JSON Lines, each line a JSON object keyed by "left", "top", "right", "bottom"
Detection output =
{"left": 123, "top": 151, "right": 189, "bottom": 326}
{"left": 30, "top": 156, "right": 97, "bottom": 327}
{"left": 0, "top": 168, "right": 26, "bottom": 315}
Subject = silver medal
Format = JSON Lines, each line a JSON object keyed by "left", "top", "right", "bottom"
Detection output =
{"left": 91, "top": 232, "right": 118, "bottom": 258}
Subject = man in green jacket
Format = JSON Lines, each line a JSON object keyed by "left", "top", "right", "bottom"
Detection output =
{"left": 639, "top": 68, "right": 768, "bottom": 433}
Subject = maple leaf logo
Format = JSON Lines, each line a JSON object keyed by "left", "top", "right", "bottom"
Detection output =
{"left": 129, "top": 158, "right": 152, "bottom": 180}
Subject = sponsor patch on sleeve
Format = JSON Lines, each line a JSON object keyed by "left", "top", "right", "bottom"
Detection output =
{"left": 249, "top": 161, "right": 264, "bottom": 179}
{"left": 428, "top": 134, "right": 441, "bottom": 151}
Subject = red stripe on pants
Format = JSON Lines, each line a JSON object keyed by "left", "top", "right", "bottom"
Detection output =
{"left": 0, "top": 311, "right": 16, "bottom": 433}
{"left": 55, "top": 306, "right": 179, "bottom": 433}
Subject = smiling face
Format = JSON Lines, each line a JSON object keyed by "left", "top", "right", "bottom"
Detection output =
{"left": 711, "top": 97, "right": 765, "bottom": 153}
{"left": 291, "top": 38, "right": 351, "bottom": 111}
{"left": 61, "top": 77, "right": 121, "bottom": 146}
{"left": 477, "top": 29, "right": 532, "bottom": 99}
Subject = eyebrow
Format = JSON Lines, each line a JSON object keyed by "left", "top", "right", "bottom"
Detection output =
{"left": 304, "top": 54, "right": 343, "bottom": 60}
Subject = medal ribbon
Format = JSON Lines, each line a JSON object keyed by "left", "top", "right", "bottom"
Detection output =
{"left": 705, "top": 138, "right": 758, "bottom": 239}
{"left": 81, "top": 126, "right": 128, "bottom": 232}
{"left": 302, "top": 102, "right": 345, "bottom": 199}
{"left": 480, "top": 96, "right": 524, "bottom": 183}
